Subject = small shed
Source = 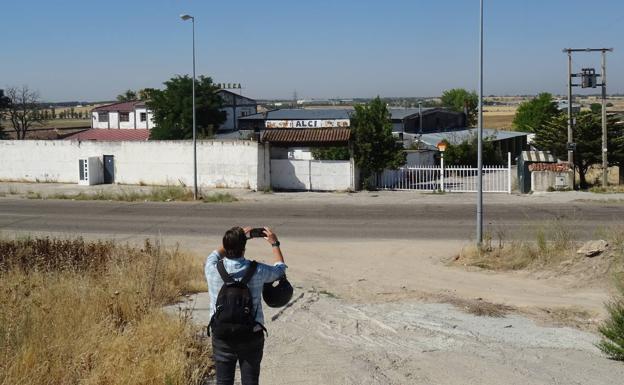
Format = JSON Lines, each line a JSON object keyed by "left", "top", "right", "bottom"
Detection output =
{"left": 517, "top": 151, "right": 557, "bottom": 193}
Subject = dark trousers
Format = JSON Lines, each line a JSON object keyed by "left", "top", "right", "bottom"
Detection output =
{"left": 211, "top": 331, "right": 265, "bottom": 385}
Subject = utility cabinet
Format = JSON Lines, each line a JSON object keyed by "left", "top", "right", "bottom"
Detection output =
{"left": 78, "top": 157, "right": 104, "bottom": 185}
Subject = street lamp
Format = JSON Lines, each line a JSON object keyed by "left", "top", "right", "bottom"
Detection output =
{"left": 437, "top": 141, "right": 447, "bottom": 192}
{"left": 476, "top": 0, "right": 484, "bottom": 246}
{"left": 180, "top": 13, "right": 198, "bottom": 200}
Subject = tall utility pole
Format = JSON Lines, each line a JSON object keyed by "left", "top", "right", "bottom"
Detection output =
{"left": 566, "top": 51, "right": 573, "bottom": 167}
{"left": 562, "top": 48, "right": 613, "bottom": 188}
{"left": 476, "top": 0, "right": 484, "bottom": 246}
{"left": 418, "top": 102, "right": 423, "bottom": 134}
{"left": 180, "top": 14, "right": 198, "bottom": 200}
{"left": 601, "top": 51, "right": 608, "bottom": 187}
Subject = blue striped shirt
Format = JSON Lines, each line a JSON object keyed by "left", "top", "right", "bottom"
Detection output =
{"left": 204, "top": 250, "right": 287, "bottom": 327}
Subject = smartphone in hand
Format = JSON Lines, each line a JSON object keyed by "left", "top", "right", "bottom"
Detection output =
{"left": 248, "top": 228, "right": 266, "bottom": 238}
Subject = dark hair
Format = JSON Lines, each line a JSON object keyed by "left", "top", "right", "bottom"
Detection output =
{"left": 223, "top": 227, "right": 247, "bottom": 259}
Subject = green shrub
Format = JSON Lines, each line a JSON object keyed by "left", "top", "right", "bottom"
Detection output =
{"left": 202, "top": 192, "right": 238, "bottom": 203}
{"left": 598, "top": 278, "right": 624, "bottom": 360}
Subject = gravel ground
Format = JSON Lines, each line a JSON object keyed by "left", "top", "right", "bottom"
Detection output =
{"left": 165, "top": 237, "right": 621, "bottom": 385}
{"left": 172, "top": 288, "right": 621, "bottom": 385}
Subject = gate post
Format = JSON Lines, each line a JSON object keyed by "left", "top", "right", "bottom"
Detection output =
{"left": 440, "top": 152, "right": 445, "bottom": 192}
{"left": 507, "top": 152, "right": 512, "bottom": 194}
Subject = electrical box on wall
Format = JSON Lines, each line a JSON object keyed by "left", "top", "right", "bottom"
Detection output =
{"left": 78, "top": 157, "right": 104, "bottom": 185}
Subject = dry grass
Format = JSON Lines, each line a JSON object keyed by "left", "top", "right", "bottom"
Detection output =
{"left": 483, "top": 113, "right": 515, "bottom": 130}
{"left": 0, "top": 237, "right": 211, "bottom": 385}
{"left": 44, "top": 185, "right": 195, "bottom": 202}
{"left": 453, "top": 221, "right": 624, "bottom": 283}
{"left": 590, "top": 185, "right": 624, "bottom": 194}
{"left": 444, "top": 296, "right": 515, "bottom": 318}
{"left": 585, "top": 165, "right": 622, "bottom": 187}
{"left": 455, "top": 220, "right": 578, "bottom": 271}
{"left": 33, "top": 186, "right": 239, "bottom": 203}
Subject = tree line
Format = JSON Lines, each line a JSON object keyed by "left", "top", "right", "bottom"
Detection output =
{"left": 3, "top": 80, "right": 621, "bottom": 189}
{"left": 513, "top": 93, "right": 624, "bottom": 188}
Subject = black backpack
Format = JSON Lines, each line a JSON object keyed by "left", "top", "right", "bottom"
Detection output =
{"left": 209, "top": 259, "right": 260, "bottom": 339}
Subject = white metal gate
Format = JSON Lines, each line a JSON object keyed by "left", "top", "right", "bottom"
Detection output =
{"left": 376, "top": 152, "right": 512, "bottom": 193}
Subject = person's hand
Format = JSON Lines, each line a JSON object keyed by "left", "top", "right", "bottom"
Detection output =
{"left": 242, "top": 226, "right": 252, "bottom": 238}
{"left": 264, "top": 227, "right": 278, "bottom": 245}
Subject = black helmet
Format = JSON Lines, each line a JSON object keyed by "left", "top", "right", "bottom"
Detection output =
{"left": 263, "top": 276, "right": 294, "bottom": 308}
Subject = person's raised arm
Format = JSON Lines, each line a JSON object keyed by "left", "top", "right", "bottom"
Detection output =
{"left": 263, "top": 227, "right": 285, "bottom": 265}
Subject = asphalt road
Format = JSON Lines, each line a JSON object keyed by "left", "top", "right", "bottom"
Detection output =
{"left": 0, "top": 198, "right": 621, "bottom": 242}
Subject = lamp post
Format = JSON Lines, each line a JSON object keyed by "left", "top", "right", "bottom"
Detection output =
{"left": 476, "top": 0, "right": 484, "bottom": 246}
{"left": 180, "top": 14, "right": 198, "bottom": 200}
{"left": 437, "top": 141, "right": 447, "bottom": 192}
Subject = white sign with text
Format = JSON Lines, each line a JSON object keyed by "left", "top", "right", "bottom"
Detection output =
{"left": 266, "top": 119, "right": 350, "bottom": 129}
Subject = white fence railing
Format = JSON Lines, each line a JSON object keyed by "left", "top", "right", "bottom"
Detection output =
{"left": 375, "top": 152, "right": 512, "bottom": 193}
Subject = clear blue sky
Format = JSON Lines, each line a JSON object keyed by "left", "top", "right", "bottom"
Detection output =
{"left": 1, "top": 0, "right": 623, "bottom": 102}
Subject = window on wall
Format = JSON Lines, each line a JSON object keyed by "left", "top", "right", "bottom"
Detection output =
{"left": 98, "top": 112, "right": 109, "bottom": 122}
{"left": 140, "top": 112, "right": 147, "bottom": 122}
{"left": 119, "top": 112, "right": 130, "bottom": 122}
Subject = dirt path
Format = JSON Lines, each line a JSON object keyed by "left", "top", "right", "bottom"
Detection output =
{"left": 173, "top": 239, "right": 621, "bottom": 384}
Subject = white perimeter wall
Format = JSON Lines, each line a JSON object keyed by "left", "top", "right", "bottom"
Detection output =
{"left": 0, "top": 140, "right": 269, "bottom": 190}
{"left": 270, "top": 159, "right": 354, "bottom": 191}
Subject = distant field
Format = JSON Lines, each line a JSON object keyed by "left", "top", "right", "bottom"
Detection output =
{"left": 45, "top": 104, "right": 106, "bottom": 115}
{"left": 1, "top": 118, "right": 90, "bottom": 130}
{"left": 483, "top": 105, "right": 517, "bottom": 130}
{"left": 483, "top": 113, "right": 515, "bottom": 130}
{"left": 37, "top": 119, "right": 91, "bottom": 128}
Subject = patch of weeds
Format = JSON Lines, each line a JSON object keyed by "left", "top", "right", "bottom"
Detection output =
{"left": 26, "top": 191, "right": 43, "bottom": 199}
{"left": 455, "top": 218, "right": 578, "bottom": 271}
{"left": 202, "top": 192, "right": 239, "bottom": 203}
{"left": 590, "top": 185, "right": 624, "bottom": 194}
{"left": 539, "top": 306, "right": 595, "bottom": 329}
{"left": 447, "top": 297, "right": 514, "bottom": 318}
{"left": 148, "top": 185, "right": 193, "bottom": 202}
{"left": 261, "top": 186, "right": 273, "bottom": 194}
{"left": 48, "top": 185, "right": 194, "bottom": 202}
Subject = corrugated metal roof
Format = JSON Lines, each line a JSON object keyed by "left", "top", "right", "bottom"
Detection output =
{"left": 262, "top": 128, "right": 350, "bottom": 144}
{"left": 240, "top": 107, "right": 453, "bottom": 122}
{"left": 64, "top": 129, "right": 150, "bottom": 141}
{"left": 92, "top": 101, "right": 145, "bottom": 112}
{"left": 388, "top": 107, "right": 436, "bottom": 120}
{"left": 520, "top": 151, "right": 557, "bottom": 162}
{"left": 419, "top": 128, "right": 529, "bottom": 146}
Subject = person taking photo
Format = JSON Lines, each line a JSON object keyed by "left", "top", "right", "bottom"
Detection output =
{"left": 205, "top": 226, "right": 287, "bottom": 385}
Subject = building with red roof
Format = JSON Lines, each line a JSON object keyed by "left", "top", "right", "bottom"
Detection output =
{"left": 64, "top": 129, "right": 150, "bottom": 141}
{"left": 91, "top": 101, "right": 154, "bottom": 130}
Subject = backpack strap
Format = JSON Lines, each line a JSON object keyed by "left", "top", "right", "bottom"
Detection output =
{"left": 241, "top": 261, "right": 258, "bottom": 285}
{"left": 216, "top": 260, "right": 235, "bottom": 284}
{"left": 216, "top": 259, "right": 257, "bottom": 285}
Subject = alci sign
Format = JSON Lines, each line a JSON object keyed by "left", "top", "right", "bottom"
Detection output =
{"left": 266, "top": 119, "right": 350, "bottom": 129}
